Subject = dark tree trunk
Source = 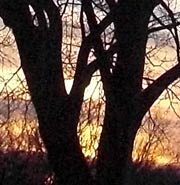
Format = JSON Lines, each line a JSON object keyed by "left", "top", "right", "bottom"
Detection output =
{"left": 3, "top": 1, "right": 180, "bottom": 185}
{"left": 16, "top": 33, "right": 93, "bottom": 185}
{"left": 35, "top": 96, "right": 92, "bottom": 185}
{"left": 95, "top": 2, "right": 159, "bottom": 185}
{"left": 0, "top": 1, "right": 93, "bottom": 184}
{"left": 96, "top": 95, "right": 144, "bottom": 185}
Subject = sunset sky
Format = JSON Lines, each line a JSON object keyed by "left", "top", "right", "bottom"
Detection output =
{"left": 0, "top": 2, "right": 180, "bottom": 167}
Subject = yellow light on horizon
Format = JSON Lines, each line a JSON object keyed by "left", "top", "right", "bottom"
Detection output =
{"left": 0, "top": 30, "right": 179, "bottom": 167}
{"left": 155, "top": 155, "right": 173, "bottom": 166}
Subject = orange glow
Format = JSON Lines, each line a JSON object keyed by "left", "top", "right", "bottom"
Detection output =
{"left": 0, "top": 73, "right": 178, "bottom": 166}
{"left": 78, "top": 123, "right": 102, "bottom": 159}
{"left": 155, "top": 155, "right": 173, "bottom": 166}
{"left": 0, "top": 28, "right": 179, "bottom": 167}
{"left": 132, "top": 128, "right": 177, "bottom": 166}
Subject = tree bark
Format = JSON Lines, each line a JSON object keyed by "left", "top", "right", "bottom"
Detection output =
{"left": 0, "top": 1, "right": 93, "bottom": 184}
{"left": 2, "top": 1, "right": 180, "bottom": 185}
{"left": 96, "top": 2, "right": 159, "bottom": 185}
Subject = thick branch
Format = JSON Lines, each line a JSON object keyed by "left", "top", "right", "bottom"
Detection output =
{"left": 77, "top": 42, "right": 118, "bottom": 90}
{"left": 106, "top": 0, "right": 116, "bottom": 9}
{"left": 72, "top": 0, "right": 160, "bottom": 94}
{"left": 0, "top": 0, "right": 33, "bottom": 29}
{"left": 0, "top": 0, "right": 66, "bottom": 96}
{"left": 82, "top": 0, "right": 112, "bottom": 92}
{"left": 71, "top": 1, "right": 131, "bottom": 89}
{"left": 71, "top": 0, "right": 117, "bottom": 97}
{"left": 148, "top": 21, "right": 180, "bottom": 34}
{"left": 142, "top": 63, "right": 180, "bottom": 113}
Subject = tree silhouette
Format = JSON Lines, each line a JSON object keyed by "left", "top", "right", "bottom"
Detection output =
{"left": 0, "top": 0, "right": 180, "bottom": 185}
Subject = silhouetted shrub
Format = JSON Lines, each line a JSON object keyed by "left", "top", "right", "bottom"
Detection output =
{"left": 0, "top": 150, "right": 53, "bottom": 185}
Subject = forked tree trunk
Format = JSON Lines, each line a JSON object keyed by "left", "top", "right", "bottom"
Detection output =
{"left": 0, "top": 1, "right": 170, "bottom": 185}
{"left": 13, "top": 24, "right": 94, "bottom": 185}
{"left": 15, "top": 33, "right": 93, "bottom": 185}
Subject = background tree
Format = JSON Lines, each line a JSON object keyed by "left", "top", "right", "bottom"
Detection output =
{"left": 0, "top": 0, "right": 180, "bottom": 185}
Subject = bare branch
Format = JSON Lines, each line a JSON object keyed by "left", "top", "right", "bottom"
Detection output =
{"left": 160, "top": 0, "right": 180, "bottom": 62}
{"left": 81, "top": 0, "right": 111, "bottom": 89}
{"left": 148, "top": 21, "right": 180, "bottom": 34}
{"left": 142, "top": 63, "right": 180, "bottom": 113}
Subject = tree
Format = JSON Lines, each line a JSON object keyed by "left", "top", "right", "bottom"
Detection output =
{"left": 0, "top": 0, "right": 180, "bottom": 184}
